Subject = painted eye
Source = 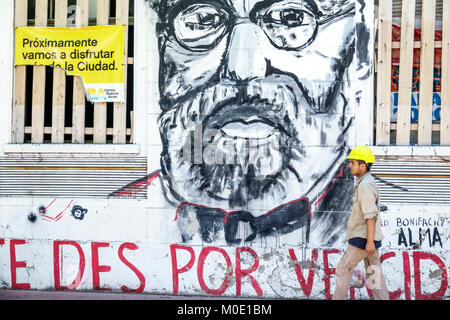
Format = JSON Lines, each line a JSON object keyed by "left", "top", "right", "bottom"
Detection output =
{"left": 172, "top": 4, "right": 229, "bottom": 51}
{"left": 260, "top": 4, "right": 318, "bottom": 50}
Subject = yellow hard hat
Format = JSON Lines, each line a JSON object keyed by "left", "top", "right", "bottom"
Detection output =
{"left": 346, "top": 145, "right": 375, "bottom": 163}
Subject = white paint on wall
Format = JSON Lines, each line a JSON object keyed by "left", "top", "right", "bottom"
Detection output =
{"left": 0, "top": 197, "right": 448, "bottom": 299}
{"left": 0, "top": 0, "right": 449, "bottom": 301}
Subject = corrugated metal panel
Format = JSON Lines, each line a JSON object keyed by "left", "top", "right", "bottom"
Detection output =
{"left": 2, "top": 156, "right": 449, "bottom": 204}
{"left": 392, "top": 0, "right": 443, "bottom": 22}
{"left": 0, "top": 157, "right": 147, "bottom": 199}
{"left": 372, "top": 160, "right": 450, "bottom": 204}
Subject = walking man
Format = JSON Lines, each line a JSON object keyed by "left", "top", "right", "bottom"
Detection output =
{"left": 332, "top": 145, "right": 389, "bottom": 300}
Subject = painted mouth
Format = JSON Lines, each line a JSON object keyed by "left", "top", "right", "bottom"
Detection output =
{"left": 220, "top": 118, "right": 275, "bottom": 139}
{"left": 203, "top": 103, "right": 292, "bottom": 142}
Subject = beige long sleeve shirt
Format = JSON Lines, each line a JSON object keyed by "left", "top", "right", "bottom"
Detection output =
{"left": 345, "top": 172, "right": 384, "bottom": 242}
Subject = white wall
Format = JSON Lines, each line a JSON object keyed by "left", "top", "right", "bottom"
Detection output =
{"left": 0, "top": 198, "right": 448, "bottom": 299}
{"left": 0, "top": 0, "right": 448, "bottom": 300}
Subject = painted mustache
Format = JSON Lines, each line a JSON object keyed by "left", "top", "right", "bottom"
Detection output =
{"left": 201, "top": 98, "right": 297, "bottom": 142}
{"left": 159, "top": 78, "right": 302, "bottom": 144}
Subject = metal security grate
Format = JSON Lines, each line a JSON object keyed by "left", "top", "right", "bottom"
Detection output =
{"left": 372, "top": 159, "right": 450, "bottom": 204}
{"left": 392, "top": 0, "right": 443, "bottom": 23}
{"left": 0, "top": 156, "right": 147, "bottom": 198}
{"left": 2, "top": 157, "right": 449, "bottom": 203}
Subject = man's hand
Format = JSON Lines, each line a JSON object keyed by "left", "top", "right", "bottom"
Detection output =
{"left": 366, "top": 217, "right": 376, "bottom": 255}
{"left": 365, "top": 241, "right": 376, "bottom": 255}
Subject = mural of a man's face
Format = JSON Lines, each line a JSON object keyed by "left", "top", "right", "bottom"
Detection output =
{"left": 153, "top": 0, "right": 356, "bottom": 210}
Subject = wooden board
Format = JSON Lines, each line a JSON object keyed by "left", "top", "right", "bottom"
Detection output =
{"left": 375, "top": 0, "right": 392, "bottom": 145}
{"left": 31, "top": 0, "right": 48, "bottom": 144}
{"left": 51, "top": 0, "right": 68, "bottom": 143}
{"left": 93, "top": 0, "right": 110, "bottom": 144}
{"left": 72, "top": 0, "right": 90, "bottom": 143}
{"left": 441, "top": 0, "right": 450, "bottom": 145}
{"left": 396, "top": 0, "right": 416, "bottom": 145}
{"left": 13, "top": 0, "right": 134, "bottom": 146}
{"left": 417, "top": 0, "right": 436, "bottom": 145}
{"left": 11, "top": 0, "right": 28, "bottom": 143}
{"left": 113, "top": 0, "right": 129, "bottom": 144}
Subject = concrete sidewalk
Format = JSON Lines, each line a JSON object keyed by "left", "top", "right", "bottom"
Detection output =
{"left": 0, "top": 289, "right": 250, "bottom": 300}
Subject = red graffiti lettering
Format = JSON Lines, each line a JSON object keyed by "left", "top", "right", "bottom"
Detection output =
{"left": 170, "top": 244, "right": 195, "bottom": 294}
{"left": 10, "top": 239, "right": 30, "bottom": 289}
{"left": 323, "top": 248, "right": 339, "bottom": 300}
{"left": 118, "top": 242, "right": 146, "bottom": 293}
{"left": 365, "top": 283, "right": 374, "bottom": 300}
{"left": 323, "top": 248, "right": 355, "bottom": 299}
{"left": 91, "top": 242, "right": 111, "bottom": 291}
{"left": 236, "top": 247, "right": 262, "bottom": 296}
{"left": 349, "top": 285, "right": 355, "bottom": 299}
{"left": 197, "top": 247, "right": 232, "bottom": 296}
{"left": 288, "top": 248, "right": 318, "bottom": 297}
{"left": 53, "top": 241, "right": 86, "bottom": 290}
{"left": 413, "top": 251, "right": 448, "bottom": 300}
{"left": 379, "top": 252, "right": 399, "bottom": 300}
{"left": 403, "top": 252, "right": 412, "bottom": 300}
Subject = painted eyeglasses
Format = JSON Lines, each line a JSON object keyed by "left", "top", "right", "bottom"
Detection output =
{"left": 168, "top": 1, "right": 354, "bottom": 52}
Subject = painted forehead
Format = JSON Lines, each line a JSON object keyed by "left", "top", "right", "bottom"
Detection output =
{"left": 148, "top": 0, "right": 353, "bottom": 17}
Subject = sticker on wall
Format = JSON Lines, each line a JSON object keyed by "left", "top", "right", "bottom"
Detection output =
{"left": 14, "top": 25, "right": 125, "bottom": 103}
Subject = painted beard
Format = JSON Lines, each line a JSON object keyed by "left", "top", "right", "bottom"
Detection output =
{"left": 158, "top": 75, "right": 350, "bottom": 209}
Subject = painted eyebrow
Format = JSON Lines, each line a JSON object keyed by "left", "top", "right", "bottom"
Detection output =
{"left": 249, "top": 0, "right": 320, "bottom": 19}
{"left": 161, "top": 0, "right": 321, "bottom": 19}
{"left": 154, "top": 0, "right": 353, "bottom": 29}
{"left": 164, "top": 0, "right": 233, "bottom": 9}
{"left": 163, "top": 0, "right": 232, "bottom": 21}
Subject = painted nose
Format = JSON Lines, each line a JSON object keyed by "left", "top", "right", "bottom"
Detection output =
{"left": 223, "top": 22, "right": 267, "bottom": 81}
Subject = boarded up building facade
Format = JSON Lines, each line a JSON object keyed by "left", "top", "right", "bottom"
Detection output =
{"left": 0, "top": 0, "right": 448, "bottom": 299}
